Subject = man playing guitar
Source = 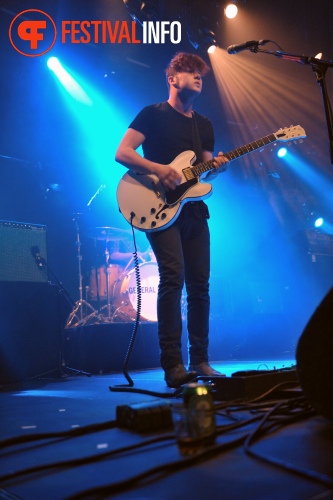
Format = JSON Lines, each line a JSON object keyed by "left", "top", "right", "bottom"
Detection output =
{"left": 115, "top": 51, "right": 229, "bottom": 387}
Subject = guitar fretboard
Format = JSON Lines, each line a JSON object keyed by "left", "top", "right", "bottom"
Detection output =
{"left": 192, "top": 133, "right": 277, "bottom": 178}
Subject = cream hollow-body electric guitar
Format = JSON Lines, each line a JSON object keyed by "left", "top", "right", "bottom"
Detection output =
{"left": 117, "top": 125, "right": 306, "bottom": 232}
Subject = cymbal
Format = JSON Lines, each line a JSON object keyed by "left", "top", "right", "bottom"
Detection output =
{"left": 87, "top": 226, "right": 131, "bottom": 240}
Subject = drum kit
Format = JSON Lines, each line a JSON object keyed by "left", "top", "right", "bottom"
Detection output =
{"left": 65, "top": 220, "right": 160, "bottom": 328}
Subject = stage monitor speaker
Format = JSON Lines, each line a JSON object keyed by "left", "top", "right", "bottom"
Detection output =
{"left": 296, "top": 287, "right": 333, "bottom": 420}
{"left": 0, "top": 282, "right": 66, "bottom": 385}
{"left": 0, "top": 220, "right": 48, "bottom": 283}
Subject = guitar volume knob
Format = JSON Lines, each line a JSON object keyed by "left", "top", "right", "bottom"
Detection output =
{"left": 140, "top": 217, "right": 146, "bottom": 224}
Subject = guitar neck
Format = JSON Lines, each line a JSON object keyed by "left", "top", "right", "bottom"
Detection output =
{"left": 192, "top": 133, "right": 277, "bottom": 177}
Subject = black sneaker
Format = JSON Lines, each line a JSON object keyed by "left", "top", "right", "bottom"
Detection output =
{"left": 164, "top": 364, "right": 197, "bottom": 388}
{"left": 189, "top": 362, "right": 226, "bottom": 377}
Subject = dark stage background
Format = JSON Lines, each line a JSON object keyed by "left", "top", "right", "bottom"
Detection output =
{"left": 0, "top": 0, "right": 333, "bottom": 361}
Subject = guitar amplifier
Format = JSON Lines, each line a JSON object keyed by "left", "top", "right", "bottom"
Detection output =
{"left": 0, "top": 220, "right": 48, "bottom": 282}
{"left": 302, "top": 229, "right": 333, "bottom": 256}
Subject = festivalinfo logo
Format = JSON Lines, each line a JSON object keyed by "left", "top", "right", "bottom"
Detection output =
{"left": 9, "top": 9, "right": 182, "bottom": 57}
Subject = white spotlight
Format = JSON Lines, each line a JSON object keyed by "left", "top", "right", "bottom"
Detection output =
{"left": 277, "top": 147, "right": 287, "bottom": 158}
{"left": 208, "top": 45, "right": 217, "bottom": 54}
{"left": 225, "top": 4, "right": 238, "bottom": 19}
{"left": 47, "top": 56, "right": 61, "bottom": 72}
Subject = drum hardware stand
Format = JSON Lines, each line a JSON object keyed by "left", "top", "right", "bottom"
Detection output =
{"left": 105, "top": 256, "right": 134, "bottom": 322}
{"left": 111, "top": 290, "right": 131, "bottom": 322}
{"left": 66, "top": 214, "right": 98, "bottom": 328}
{"left": 107, "top": 253, "right": 147, "bottom": 322}
{"left": 105, "top": 249, "right": 113, "bottom": 321}
{"left": 98, "top": 253, "right": 127, "bottom": 323}
{"left": 98, "top": 266, "right": 115, "bottom": 322}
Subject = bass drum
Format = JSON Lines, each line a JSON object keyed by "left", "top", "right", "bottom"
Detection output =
{"left": 114, "top": 263, "right": 159, "bottom": 321}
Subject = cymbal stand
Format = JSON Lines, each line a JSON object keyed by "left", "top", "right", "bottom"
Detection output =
{"left": 66, "top": 215, "right": 98, "bottom": 328}
{"left": 123, "top": 255, "right": 134, "bottom": 272}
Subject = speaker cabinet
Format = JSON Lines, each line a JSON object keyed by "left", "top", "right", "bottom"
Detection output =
{"left": 296, "top": 287, "right": 333, "bottom": 420}
{"left": 0, "top": 220, "right": 48, "bottom": 282}
{"left": 0, "top": 282, "right": 67, "bottom": 385}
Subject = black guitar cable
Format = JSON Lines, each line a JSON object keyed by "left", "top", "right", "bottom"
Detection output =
{"left": 111, "top": 213, "right": 142, "bottom": 387}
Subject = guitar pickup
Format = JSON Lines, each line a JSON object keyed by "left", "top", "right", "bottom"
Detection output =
{"left": 183, "top": 167, "right": 195, "bottom": 181}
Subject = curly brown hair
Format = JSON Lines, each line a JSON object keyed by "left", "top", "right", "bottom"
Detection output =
{"left": 165, "top": 52, "right": 210, "bottom": 78}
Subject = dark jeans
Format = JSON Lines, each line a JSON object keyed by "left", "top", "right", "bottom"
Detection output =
{"left": 147, "top": 201, "right": 210, "bottom": 371}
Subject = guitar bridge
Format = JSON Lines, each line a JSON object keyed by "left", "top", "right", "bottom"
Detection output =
{"left": 183, "top": 167, "right": 195, "bottom": 181}
{"left": 151, "top": 181, "right": 161, "bottom": 198}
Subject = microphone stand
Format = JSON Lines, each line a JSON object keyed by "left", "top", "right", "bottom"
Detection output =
{"left": 253, "top": 47, "right": 333, "bottom": 165}
{"left": 35, "top": 255, "right": 91, "bottom": 378}
{"left": 86, "top": 184, "right": 106, "bottom": 208}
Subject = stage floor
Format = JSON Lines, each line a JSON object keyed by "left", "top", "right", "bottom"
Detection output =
{"left": 1, "top": 359, "right": 333, "bottom": 500}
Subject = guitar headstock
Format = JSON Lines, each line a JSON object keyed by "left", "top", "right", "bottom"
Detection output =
{"left": 274, "top": 125, "right": 306, "bottom": 142}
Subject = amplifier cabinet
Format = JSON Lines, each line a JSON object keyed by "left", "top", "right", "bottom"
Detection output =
{"left": 0, "top": 282, "right": 65, "bottom": 384}
{"left": 0, "top": 220, "right": 48, "bottom": 282}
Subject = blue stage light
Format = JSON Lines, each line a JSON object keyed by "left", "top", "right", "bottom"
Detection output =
{"left": 47, "top": 56, "right": 60, "bottom": 71}
{"left": 277, "top": 147, "right": 287, "bottom": 158}
{"left": 47, "top": 57, "right": 92, "bottom": 106}
{"left": 314, "top": 217, "right": 324, "bottom": 228}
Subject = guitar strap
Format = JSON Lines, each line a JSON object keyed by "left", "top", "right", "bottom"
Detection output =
{"left": 191, "top": 111, "right": 203, "bottom": 166}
